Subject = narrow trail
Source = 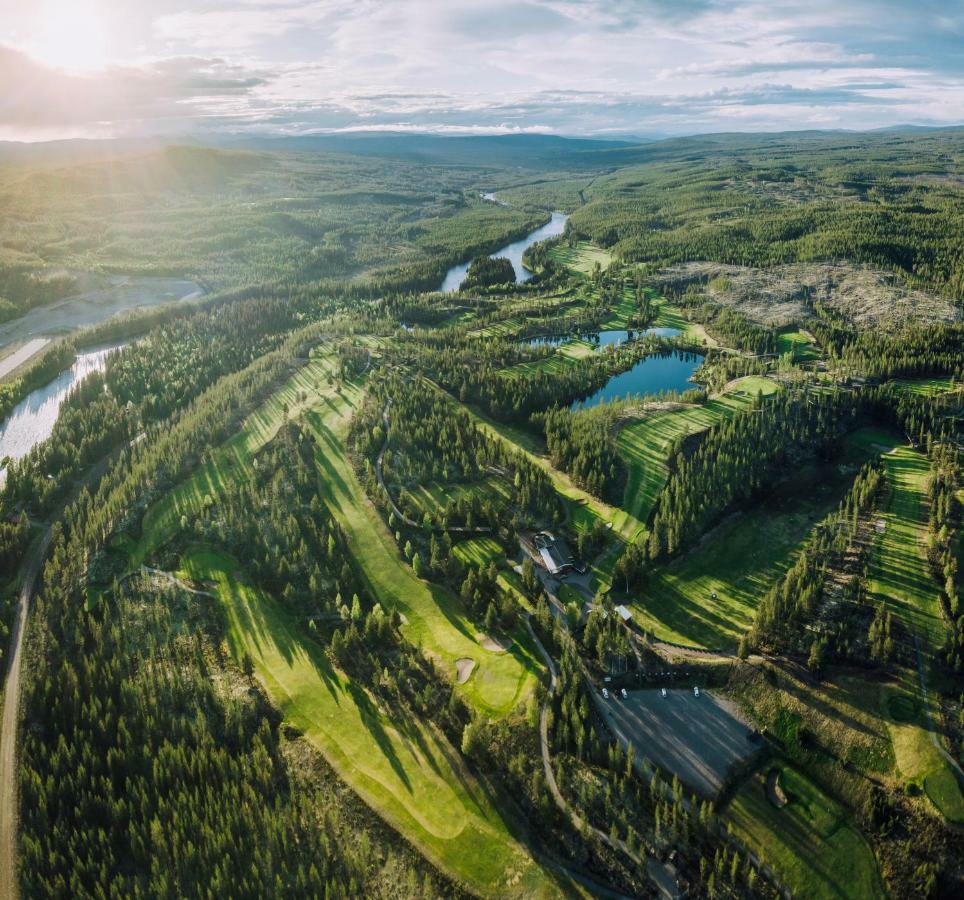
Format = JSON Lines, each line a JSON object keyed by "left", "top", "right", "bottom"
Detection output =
{"left": 914, "top": 635, "right": 964, "bottom": 781}
{"left": 522, "top": 615, "right": 677, "bottom": 897}
{"left": 0, "top": 525, "right": 53, "bottom": 900}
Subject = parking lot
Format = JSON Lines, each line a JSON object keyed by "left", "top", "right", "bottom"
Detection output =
{"left": 594, "top": 688, "right": 760, "bottom": 797}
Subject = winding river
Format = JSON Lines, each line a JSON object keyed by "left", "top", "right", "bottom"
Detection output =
{"left": 0, "top": 345, "right": 121, "bottom": 485}
{"left": 440, "top": 211, "right": 568, "bottom": 292}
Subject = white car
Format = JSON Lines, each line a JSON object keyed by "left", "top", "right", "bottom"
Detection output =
{"left": 693, "top": 686, "right": 700, "bottom": 697}
{"left": 602, "top": 688, "right": 609, "bottom": 700}
{"left": 620, "top": 688, "right": 628, "bottom": 699}
{"left": 661, "top": 687, "right": 667, "bottom": 698}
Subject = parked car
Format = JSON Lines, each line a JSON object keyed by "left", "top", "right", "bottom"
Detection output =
{"left": 602, "top": 688, "right": 609, "bottom": 699}
{"left": 661, "top": 687, "right": 667, "bottom": 698}
{"left": 620, "top": 688, "right": 628, "bottom": 699}
{"left": 693, "top": 686, "right": 700, "bottom": 697}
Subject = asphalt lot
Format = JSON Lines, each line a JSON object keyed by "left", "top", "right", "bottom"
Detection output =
{"left": 594, "top": 688, "right": 760, "bottom": 797}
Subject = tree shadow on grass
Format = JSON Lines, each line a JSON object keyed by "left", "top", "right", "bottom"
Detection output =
{"left": 200, "top": 551, "right": 341, "bottom": 702}
{"left": 344, "top": 679, "right": 413, "bottom": 793}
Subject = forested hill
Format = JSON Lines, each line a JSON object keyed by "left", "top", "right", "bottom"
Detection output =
{"left": 564, "top": 128, "right": 964, "bottom": 300}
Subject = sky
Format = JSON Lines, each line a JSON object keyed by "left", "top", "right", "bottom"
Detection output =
{"left": 1, "top": 0, "right": 962, "bottom": 142}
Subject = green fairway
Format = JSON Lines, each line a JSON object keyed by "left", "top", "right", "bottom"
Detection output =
{"left": 182, "top": 549, "right": 556, "bottom": 898}
{"left": 547, "top": 240, "right": 612, "bottom": 275}
{"left": 727, "top": 763, "right": 882, "bottom": 900}
{"left": 867, "top": 443, "right": 964, "bottom": 821}
{"left": 632, "top": 461, "right": 871, "bottom": 649}
{"left": 301, "top": 389, "right": 542, "bottom": 718}
{"left": 889, "top": 377, "right": 960, "bottom": 397}
{"left": 628, "top": 426, "right": 887, "bottom": 648}
{"left": 401, "top": 476, "right": 512, "bottom": 523}
{"left": 616, "top": 378, "right": 780, "bottom": 530}
{"left": 867, "top": 445, "right": 943, "bottom": 645}
{"left": 883, "top": 683, "right": 964, "bottom": 822}
{"left": 135, "top": 355, "right": 540, "bottom": 718}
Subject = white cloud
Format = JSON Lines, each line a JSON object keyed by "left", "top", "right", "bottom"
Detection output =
{"left": 0, "top": 0, "right": 961, "bottom": 139}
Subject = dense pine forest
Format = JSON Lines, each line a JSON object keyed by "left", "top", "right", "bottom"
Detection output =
{"left": 1, "top": 128, "right": 962, "bottom": 900}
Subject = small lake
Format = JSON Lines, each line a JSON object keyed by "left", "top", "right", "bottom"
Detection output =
{"left": 526, "top": 325, "right": 682, "bottom": 350}
{"left": 440, "top": 211, "right": 568, "bottom": 293}
{"left": 0, "top": 344, "right": 121, "bottom": 486}
{"left": 571, "top": 350, "right": 704, "bottom": 410}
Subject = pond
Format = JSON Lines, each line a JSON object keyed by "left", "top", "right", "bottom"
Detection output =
{"left": 570, "top": 350, "right": 704, "bottom": 410}
{"left": 440, "top": 211, "right": 568, "bottom": 292}
{"left": 0, "top": 344, "right": 122, "bottom": 486}
{"left": 526, "top": 325, "right": 682, "bottom": 349}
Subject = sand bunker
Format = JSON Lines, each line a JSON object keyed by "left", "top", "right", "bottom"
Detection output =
{"left": 481, "top": 635, "right": 513, "bottom": 652}
{"left": 455, "top": 658, "right": 476, "bottom": 684}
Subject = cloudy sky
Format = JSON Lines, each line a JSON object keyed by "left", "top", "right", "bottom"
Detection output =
{"left": 1, "top": 0, "right": 962, "bottom": 141}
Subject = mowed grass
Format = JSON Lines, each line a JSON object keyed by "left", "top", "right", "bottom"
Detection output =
{"left": 867, "top": 444, "right": 943, "bottom": 645}
{"left": 182, "top": 549, "right": 558, "bottom": 898}
{"left": 866, "top": 441, "right": 964, "bottom": 822}
{"left": 889, "top": 377, "right": 960, "bottom": 397}
{"left": 616, "top": 378, "right": 780, "bottom": 529}
{"left": 632, "top": 439, "right": 881, "bottom": 649}
{"left": 134, "top": 353, "right": 343, "bottom": 564}
{"left": 453, "top": 537, "right": 506, "bottom": 568}
{"left": 400, "top": 476, "right": 512, "bottom": 522}
{"left": 726, "top": 763, "right": 882, "bottom": 900}
{"left": 547, "top": 240, "right": 612, "bottom": 275}
{"left": 777, "top": 330, "right": 820, "bottom": 361}
{"left": 302, "top": 388, "right": 542, "bottom": 717}
{"left": 134, "top": 353, "right": 540, "bottom": 718}
{"left": 882, "top": 682, "right": 964, "bottom": 822}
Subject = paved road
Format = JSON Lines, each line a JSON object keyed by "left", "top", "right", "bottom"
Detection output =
{"left": 0, "top": 340, "right": 50, "bottom": 380}
{"left": 0, "top": 525, "right": 53, "bottom": 900}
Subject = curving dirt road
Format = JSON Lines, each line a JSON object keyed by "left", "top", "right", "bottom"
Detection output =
{"left": 0, "top": 525, "right": 53, "bottom": 900}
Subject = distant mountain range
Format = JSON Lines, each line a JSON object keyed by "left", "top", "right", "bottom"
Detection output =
{"left": 1, "top": 125, "right": 961, "bottom": 169}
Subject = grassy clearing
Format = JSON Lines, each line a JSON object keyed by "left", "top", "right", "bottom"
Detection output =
{"left": 547, "top": 240, "right": 612, "bottom": 275}
{"left": 726, "top": 762, "right": 882, "bottom": 900}
{"left": 453, "top": 537, "right": 506, "bottom": 568}
{"left": 134, "top": 353, "right": 341, "bottom": 564}
{"left": 401, "top": 476, "right": 512, "bottom": 521}
{"left": 867, "top": 445, "right": 943, "bottom": 646}
{"left": 301, "top": 390, "right": 541, "bottom": 718}
{"left": 504, "top": 340, "right": 596, "bottom": 377}
{"left": 776, "top": 330, "right": 820, "bottom": 361}
{"left": 882, "top": 682, "right": 964, "bottom": 822}
{"left": 889, "top": 377, "right": 960, "bottom": 397}
{"left": 182, "top": 549, "right": 557, "bottom": 898}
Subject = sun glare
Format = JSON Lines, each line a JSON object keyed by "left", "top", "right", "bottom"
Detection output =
{"left": 31, "top": 1, "right": 109, "bottom": 73}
